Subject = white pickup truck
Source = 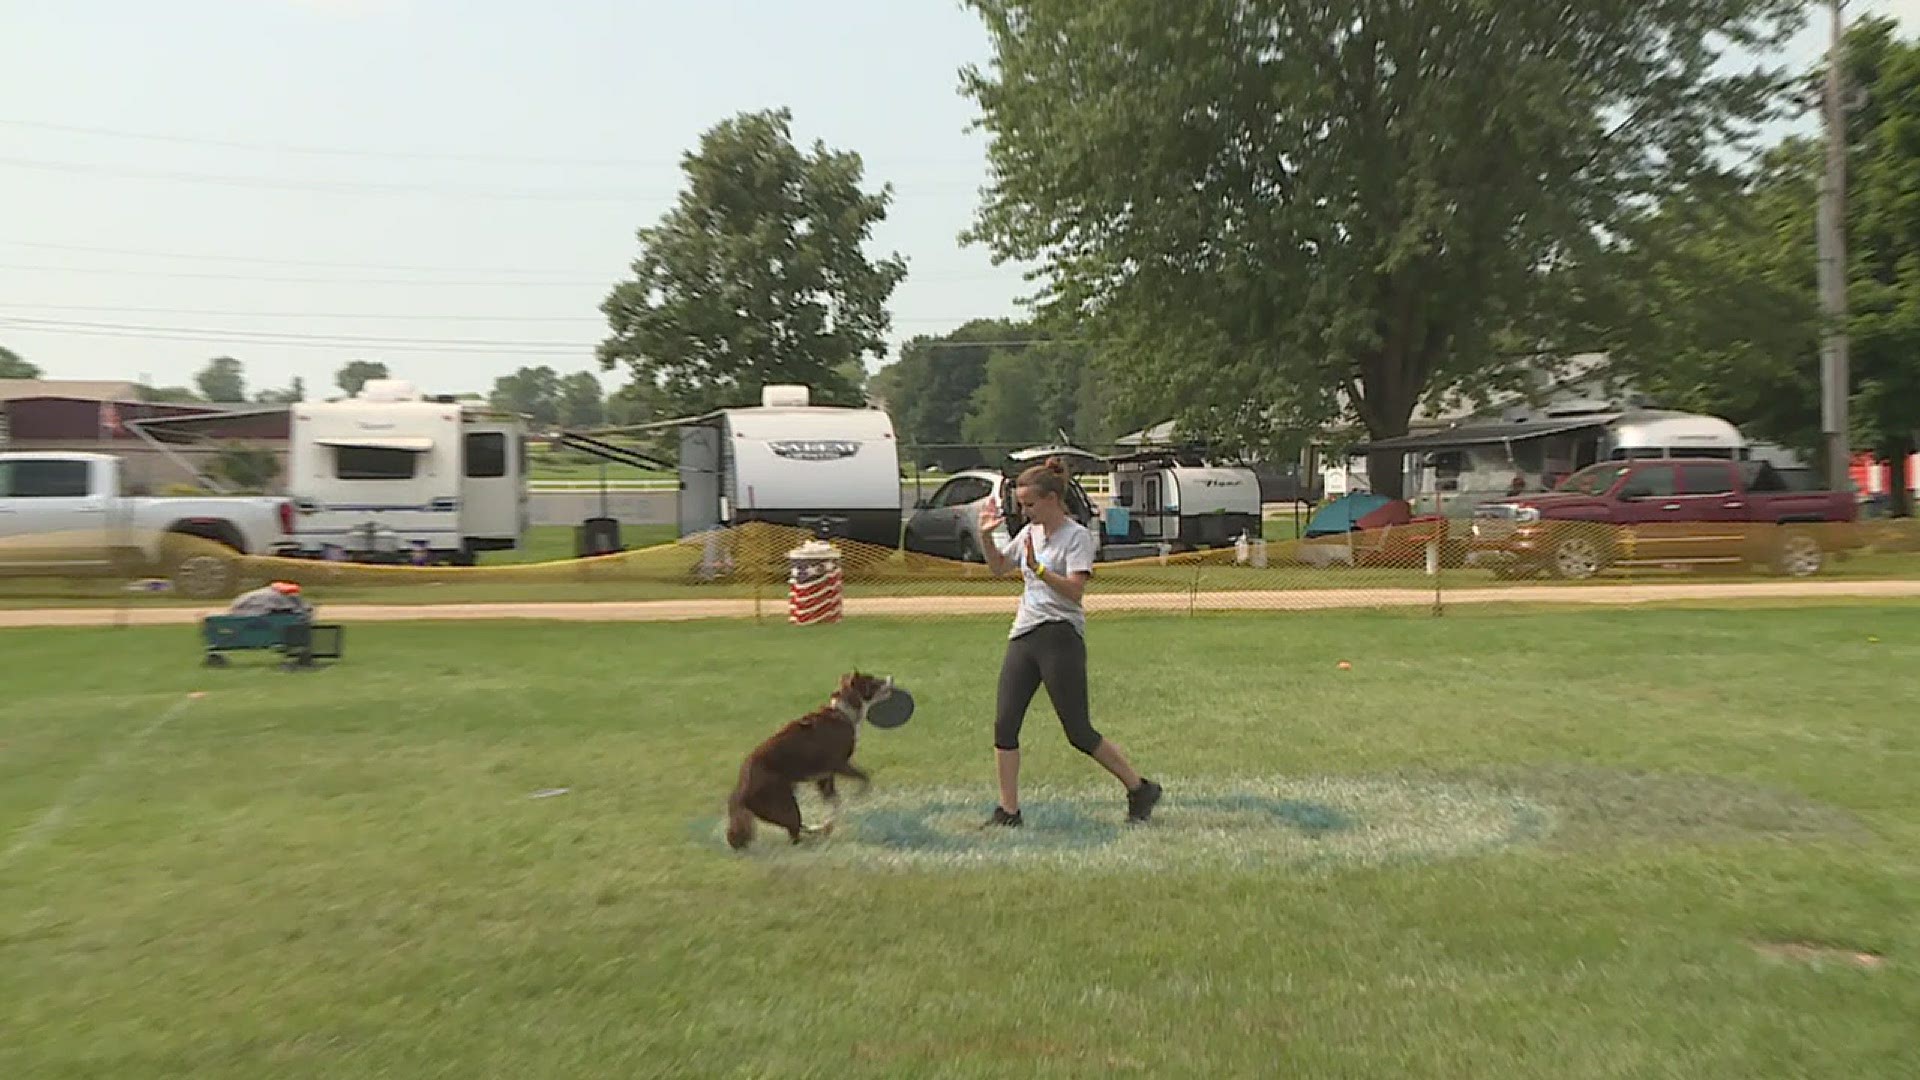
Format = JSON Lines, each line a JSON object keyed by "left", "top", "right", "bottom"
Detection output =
{"left": 0, "top": 451, "right": 294, "bottom": 597}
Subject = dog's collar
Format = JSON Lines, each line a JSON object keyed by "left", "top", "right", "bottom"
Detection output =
{"left": 830, "top": 695, "right": 862, "bottom": 723}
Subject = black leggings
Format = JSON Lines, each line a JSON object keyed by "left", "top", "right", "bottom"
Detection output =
{"left": 994, "top": 621, "right": 1103, "bottom": 754}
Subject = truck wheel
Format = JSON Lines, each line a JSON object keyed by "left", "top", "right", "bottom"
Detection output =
{"left": 1549, "top": 532, "right": 1608, "bottom": 581}
{"left": 163, "top": 536, "right": 239, "bottom": 599}
{"left": 1773, "top": 531, "right": 1825, "bottom": 577}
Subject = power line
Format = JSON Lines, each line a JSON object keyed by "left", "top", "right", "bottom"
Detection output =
{"left": 0, "top": 155, "right": 679, "bottom": 203}
{"left": 0, "top": 154, "right": 976, "bottom": 202}
{"left": 0, "top": 239, "right": 608, "bottom": 278}
{"left": 0, "top": 262, "right": 599, "bottom": 287}
{"left": 0, "top": 117, "right": 980, "bottom": 171}
{"left": 0, "top": 314, "right": 592, "bottom": 349}
{"left": 0, "top": 118, "right": 689, "bottom": 168}
{"left": 3, "top": 302, "right": 596, "bottom": 322}
{"left": 0, "top": 311, "right": 1008, "bottom": 346}
{"left": 0, "top": 254, "right": 1015, "bottom": 286}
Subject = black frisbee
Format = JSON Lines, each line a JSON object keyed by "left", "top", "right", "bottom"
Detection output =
{"left": 866, "top": 688, "right": 916, "bottom": 729}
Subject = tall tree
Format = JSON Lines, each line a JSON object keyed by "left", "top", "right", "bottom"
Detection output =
{"left": 0, "top": 345, "right": 39, "bottom": 379}
{"left": 490, "top": 365, "right": 562, "bottom": 428}
{"left": 1602, "top": 17, "right": 1920, "bottom": 515}
{"left": 558, "top": 371, "right": 607, "bottom": 428}
{"left": 962, "top": 0, "right": 1808, "bottom": 497}
{"left": 961, "top": 347, "right": 1051, "bottom": 448}
{"left": 194, "top": 356, "right": 246, "bottom": 402}
{"left": 335, "top": 360, "right": 389, "bottom": 397}
{"left": 878, "top": 319, "right": 1030, "bottom": 467}
{"left": 599, "top": 108, "right": 907, "bottom": 416}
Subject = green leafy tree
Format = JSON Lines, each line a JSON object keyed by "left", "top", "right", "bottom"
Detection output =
{"left": 194, "top": 356, "right": 246, "bottom": 403}
{"left": 1602, "top": 17, "right": 1920, "bottom": 515}
{"left": 961, "top": 347, "right": 1050, "bottom": 448}
{"left": 962, "top": 0, "right": 1808, "bottom": 497}
{"left": 558, "top": 371, "right": 607, "bottom": 428}
{"left": 490, "top": 365, "right": 562, "bottom": 428}
{"left": 335, "top": 360, "right": 389, "bottom": 397}
{"left": 599, "top": 108, "right": 907, "bottom": 416}
{"left": 0, "top": 345, "right": 39, "bottom": 379}
{"left": 880, "top": 319, "right": 1035, "bottom": 468}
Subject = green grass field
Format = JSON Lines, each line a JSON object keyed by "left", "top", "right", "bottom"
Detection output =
{"left": 4, "top": 607, "right": 1918, "bottom": 1077}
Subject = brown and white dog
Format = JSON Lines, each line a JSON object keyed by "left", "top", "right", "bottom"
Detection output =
{"left": 725, "top": 671, "right": 895, "bottom": 850}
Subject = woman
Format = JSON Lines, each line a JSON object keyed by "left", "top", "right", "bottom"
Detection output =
{"left": 975, "top": 457, "right": 1162, "bottom": 828}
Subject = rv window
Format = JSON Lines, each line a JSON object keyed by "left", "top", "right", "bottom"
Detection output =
{"left": 1683, "top": 448, "right": 1735, "bottom": 460}
{"left": 1117, "top": 480, "right": 1135, "bottom": 508}
{"left": 334, "top": 446, "right": 420, "bottom": 481}
{"left": 465, "top": 432, "right": 507, "bottom": 478}
{"left": 0, "top": 459, "right": 90, "bottom": 498}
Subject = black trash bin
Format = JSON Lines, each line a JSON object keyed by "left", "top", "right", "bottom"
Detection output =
{"left": 575, "top": 517, "right": 623, "bottom": 558}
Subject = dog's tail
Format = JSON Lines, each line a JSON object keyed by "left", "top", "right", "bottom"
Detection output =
{"left": 724, "top": 764, "right": 755, "bottom": 851}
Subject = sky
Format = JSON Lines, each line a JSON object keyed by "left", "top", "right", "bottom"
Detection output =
{"left": 2, "top": 0, "right": 1917, "bottom": 400}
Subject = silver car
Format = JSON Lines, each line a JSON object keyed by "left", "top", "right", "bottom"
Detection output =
{"left": 903, "top": 446, "right": 1105, "bottom": 562}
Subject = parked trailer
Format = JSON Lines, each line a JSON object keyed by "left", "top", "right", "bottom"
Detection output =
{"left": 1105, "top": 449, "right": 1262, "bottom": 551}
{"left": 675, "top": 385, "right": 902, "bottom": 548}
{"left": 284, "top": 380, "right": 528, "bottom": 564}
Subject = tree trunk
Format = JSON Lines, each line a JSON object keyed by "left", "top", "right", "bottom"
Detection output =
{"left": 1365, "top": 445, "right": 1407, "bottom": 501}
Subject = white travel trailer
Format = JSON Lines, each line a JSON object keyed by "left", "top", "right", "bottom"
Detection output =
{"left": 1350, "top": 408, "right": 1750, "bottom": 516}
{"left": 1105, "top": 449, "right": 1262, "bottom": 550}
{"left": 285, "top": 380, "right": 528, "bottom": 563}
{"left": 675, "top": 385, "right": 902, "bottom": 547}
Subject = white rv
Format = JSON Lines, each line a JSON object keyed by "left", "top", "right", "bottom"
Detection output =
{"left": 676, "top": 385, "right": 901, "bottom": 548}
{"left": 1105, "top": 450, "right": 1262, "bottom": 551}
{"left": 285, "top": 380, "right": 528, "bottom": 564}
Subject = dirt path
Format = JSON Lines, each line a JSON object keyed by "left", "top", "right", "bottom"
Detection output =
{"left": 3, "top": 579, "right": 1918, "bottom": 628}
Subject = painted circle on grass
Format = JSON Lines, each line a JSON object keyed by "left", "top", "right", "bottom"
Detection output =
{"left": 703, "top": 776, "right": 1551, "bottom": 872}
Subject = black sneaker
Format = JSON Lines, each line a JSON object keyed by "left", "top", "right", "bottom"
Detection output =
{"left": 982, "top": 806, "right": 1023, "bottom": 829}
{"left": 1126, "top": 779, "right": 1163, "bottom": 824}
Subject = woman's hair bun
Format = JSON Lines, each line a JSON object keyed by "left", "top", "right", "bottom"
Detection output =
{"left": 1044, "top": 455, "right": 1067, "bottom": 473}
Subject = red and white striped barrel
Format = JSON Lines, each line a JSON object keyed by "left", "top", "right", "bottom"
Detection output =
{"left": 788, "top": 567, "right": 843, "bottom": 625}
{"left": 787, "top": 540, "right": 844, "bottom": 626}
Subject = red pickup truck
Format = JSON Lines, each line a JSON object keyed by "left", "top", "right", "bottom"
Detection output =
{"left": 1468, "top": 458, "right": 1859, "bottom": 580}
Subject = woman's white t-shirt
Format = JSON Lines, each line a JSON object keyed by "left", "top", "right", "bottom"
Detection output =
{"left": 998, "top": 519, "right": 1099, "bottom": 639}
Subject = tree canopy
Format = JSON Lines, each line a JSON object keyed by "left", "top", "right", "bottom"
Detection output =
{"left": 962, "top": 0, "right": 1808, "bottom": 495}
{"left": 1600, "top": 16, "right": 1920, "bottom": 513}
{"left": 599, "top": 108, "right": 907, "bottom": 417}
{"left": 0, "top": 345, "right": 39, "bottom": 379}
{"left": 194, "top": 357, "right": 247, "bottom": 403}
{"left": 335, "top": 360, "right": 390, "bottom": 398}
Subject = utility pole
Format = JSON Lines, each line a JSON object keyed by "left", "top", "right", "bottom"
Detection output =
{"left": 1817, "top": 0, "right": 1851, "bottom": 492}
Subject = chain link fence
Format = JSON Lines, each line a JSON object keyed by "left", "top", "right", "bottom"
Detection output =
{"left": 5, "top": 516, "right": 1919, "bottom": 624}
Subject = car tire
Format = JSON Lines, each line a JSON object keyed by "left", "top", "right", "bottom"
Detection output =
{"left": 163, "top": 534, "right": 241, "bottom": 599}
{"left": 958, "top": 532, "right": 982, "bottom": 564}
{"left": 1548, "top": 531, "right": 1608, "bottom": 581}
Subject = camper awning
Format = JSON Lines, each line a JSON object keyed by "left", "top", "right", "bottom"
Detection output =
{"left": 316, "top": 435, "right": 434, "bottom": 452}
{"left": 125, "top": 406, "right": 293, "bottom": 444}
{"left": 1353, "top": 415, "right": 1620, "bottom": 455}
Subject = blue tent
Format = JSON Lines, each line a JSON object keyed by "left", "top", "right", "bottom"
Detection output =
{"left": 1302, "top": 492, "right": 1395, "bottom": 539}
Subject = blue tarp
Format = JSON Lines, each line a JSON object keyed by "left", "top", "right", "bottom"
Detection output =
{"left": 1302, "top": 492, "right": 1394, "bottom": 539}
